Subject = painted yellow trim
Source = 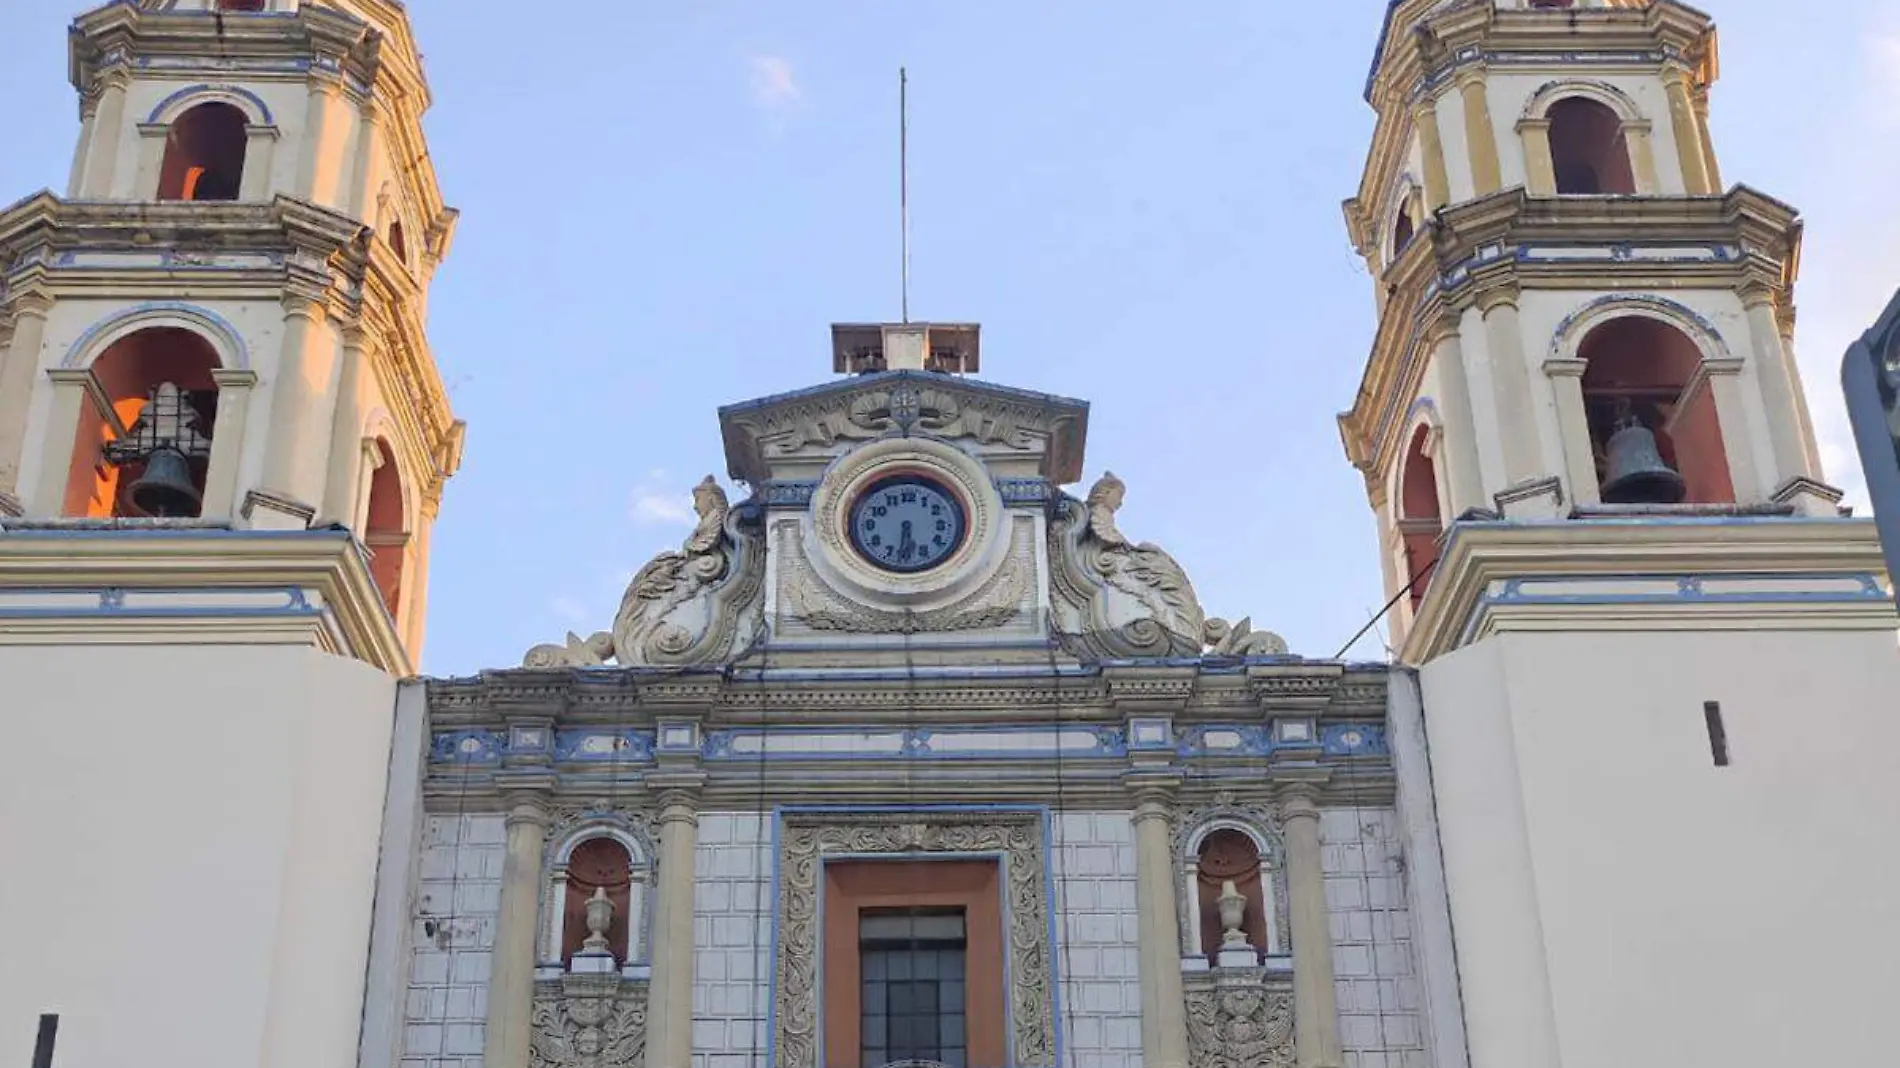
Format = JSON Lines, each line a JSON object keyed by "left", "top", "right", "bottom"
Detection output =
{"left": 1458, "top": 74, "right": 1502, "bottom": 196}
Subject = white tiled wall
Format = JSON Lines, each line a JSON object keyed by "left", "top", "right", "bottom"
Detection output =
{"left": 1050, "top": 811, "right": 1145, "bottom": 1068}
{"left": 401, "top": 813, "right": 505, "bottom": 1068}
{"left": 1323, "top": 807, "right": 1431, "bottom": 1068}
{"left": 691, "top": 812, "right": 776, "bottom": 1068}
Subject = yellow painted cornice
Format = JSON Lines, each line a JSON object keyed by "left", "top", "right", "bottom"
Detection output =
{"left": 0, "top": 525, "right": 410, "bottom": 674}
{"left": 1402, "top": 516, "right": 1895, "bottom": 664}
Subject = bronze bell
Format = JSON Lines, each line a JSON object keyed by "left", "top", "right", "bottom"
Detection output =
{"left": 126, "top": 445, "right": 202, "bottom": 517}
{"left": 1600, "top": 410, "right": 1686, "bottom": 505}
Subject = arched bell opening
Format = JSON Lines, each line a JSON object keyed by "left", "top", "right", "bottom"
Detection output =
{"left": 157, "top": 102, "right": 248, "bottom": 202}
{"left": 1578, "top": 316, "right": 1733, "bottom": 505}
{"left": 68, "top": 327, "right": 221, "bottom": 518}
{"left": 363, "top": 438, "right": 409, "bottom": 620}
{"left": 1195, "top": 829, "right": 1269, "bottom": 965}
{"left": 1548, "top": 96, "right": 1637, "bottom": 196}
{"left": 1397, "top": 424, "right": 1443, "bottom": 607}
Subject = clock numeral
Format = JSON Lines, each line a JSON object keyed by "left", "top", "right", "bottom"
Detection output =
{"left": 933, "top": 534, "right": 946, "bottom": 547}
{"left": 900, "top": 491, "right": 917, "bottom": 504}
{"left": 935, "top": 519, "right": 947, "bottom": 532}
{"left": 862, "top": 519, "right": 876, "bottom": 532}
{"left": 930, "top": 504, "right": 943, "bottom": 516}
{"left": 884, "top": 493, "right": 899, "bottom": 507}
{"left": 871, "top": 505, "right": 888, "bottom": 517}
{"left": 869, "top": 534, "right": 881, "bottom": 547}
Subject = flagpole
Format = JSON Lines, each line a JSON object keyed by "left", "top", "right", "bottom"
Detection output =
{"left": 900, "top": 66, "right": 910, "bottom": 324}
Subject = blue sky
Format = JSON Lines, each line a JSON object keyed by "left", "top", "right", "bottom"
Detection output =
{"left": 2, "top": 2, "right": 1897, "bottom": 674}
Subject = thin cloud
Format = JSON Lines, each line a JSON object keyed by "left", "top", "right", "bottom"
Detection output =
{"left": 749, "top": 55, "right": 802, "bottom": 113}
{"left": 628, "top": 470, "right": 698, "bottom": 526}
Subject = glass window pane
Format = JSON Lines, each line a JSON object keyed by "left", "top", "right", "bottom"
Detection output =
{"left": 862, "top": 982, "right": 885, "bottom": 1014}
{"left": 941, "top": 1013, "right": 965, "bottom": 1047}
{"left": 941, "top": 980, "right": 964, "bottom": 1012}
{"left": 943, "top": 951, "right": 965, "bottom": 979}
{"left": 862, "top": 1016, "right": 886, "bottom": 1048}
{"left": 863, "top": 953, "right": 885, "bottom": 981}
{"left": 888, "top": 954, "right": 911, "bottom": 980}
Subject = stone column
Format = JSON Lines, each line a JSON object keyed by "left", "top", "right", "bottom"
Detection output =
{"left": 1413, "top": 101, "right": 1451, "bottom": 212}
{"left": 1478, "top": 290, "right": 1540, "bottom": 488}
{"left": 1742, "top": 289, "right": 1819, "bottom": 484}
{"left": 1278, "top": 784, "right": 1342, "bottom": 1068}
{"left": 1131, "top": 785, "right": 1190, "bottom": 1068}
{"left": 200, "top": 369, "right": 258, "bottom": 519}
{"left": 1457, "top": 72, "right": 1502, "bottom": 196}
{"left": 1542, "top": 358, "right": 1599, "bottom": 506}
{"left": 1625, "top": 121, "right": 1660, "bottom": 194}
{"left": 77, "top": 72, "right": 129, "bottom": 198}
{"left": 646, "top": 788, "right": 702, "bottom": 1068}
{"left": 1663, "top": 68, "right": 1714, "bottom": 195}
{"left": 1517, "top": 119, "right": 1555, "bottom": 196}
{"left": 258, "top": 294, "right": 332, "bottom": 517}
{"left": 1778, "top": 310, "right": 1825, "bottom": 477}
{"left": 1427, "top": 318, "right": 1484, "bottom": 515}
{"left": 483, "top": 793, "right": 552, "bottom": 1068}
{"left": 319, "top": 329, "right": 369, "bottom": 526}
{"left": 0, "top": 292, "right": 55, "bottom": 507}
{"left": 28, "top": 370, "right": 98, "bottom": 517}
{"left": 1693, "top": 84, "right": 1722, "bottom": 191}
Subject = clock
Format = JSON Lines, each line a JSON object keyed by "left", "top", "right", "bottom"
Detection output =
{"left": 847, "top": 472, "right": 967, "bottom": 573}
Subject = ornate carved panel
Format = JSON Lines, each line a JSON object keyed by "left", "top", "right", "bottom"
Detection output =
{"left": 1172, "top": 792, "right": 1291, "bottom": 957}
{"left": 529, "top": 973, "right": 648, "bottom": 1068}
{"left": 1184, "top": 970, "right": 1295, "bottom": 1068}
{"left": 774, "top": 810, "right": 1056, "bottom": 1068}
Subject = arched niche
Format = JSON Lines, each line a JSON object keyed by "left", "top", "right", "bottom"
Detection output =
{"left": 1175, "top": 813, "right": 1287, "bottom": 967}
{"left": 540, "top": 822, "right": 657, "bottom": 971}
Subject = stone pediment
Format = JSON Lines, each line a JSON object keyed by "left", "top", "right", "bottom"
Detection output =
{"left": 717, "top": 370, "right": 1089, "bottom": 485}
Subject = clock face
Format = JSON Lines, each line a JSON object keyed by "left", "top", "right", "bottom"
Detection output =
{"left": 848, "top": 473, "right": 967, "bottom": 573}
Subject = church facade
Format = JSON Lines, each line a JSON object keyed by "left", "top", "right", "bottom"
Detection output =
{"left": 1, "top": 4, "right": 1896, "bottom": 1068}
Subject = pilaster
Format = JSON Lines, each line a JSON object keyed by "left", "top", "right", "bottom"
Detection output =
{"left": 1427, "top": 316, "right": 1484, "bottom": 515}
{"left": 256, "top": 293, "right": 333, "bottom": 527}
{"left": 483, "top": 778, "right": 555, "bottom": 1068}
{"left": 1413, "top": 100, "right": 1451, "bottom": 212}
{"left": 202, "top": 369, "right": 259, "bottom": 519}
{"left": 644, "top": 774, "right": 704, "bottom": 1068}
{"left": 76, "top": 70, "right": 129, "bottom": 199}
{"left": 1625, "top": 120, "right": 1661, "bottom": 194}
{"left": 1275, "top": 779, "right": 1342, "bottom": 1068}
{"left": 1128, "top": 775, "right": 1191, "bottom": 1068}
{"left": 1456, "top": 71, "right": 1502, "bottom": 197}
{"left": 1475, "top": 288, "right": 1540, "bottom": 489}
{"left": 1517, "top": 119, "right": 1555, "bottom": 197}
{"left": 1541, "top": 357, "right": 1598, "bottom": 507}
{"left": 0, "top": 291, "right": 54, "bottom": 506}
{"left": 320, "top": 328, "right": 370, "bottom": 526}
{"left": 1662, "top": 66, "right": 1715, "bottom": 195}
{"left": 29, "top": 369, "right": 100, "bottom": 517}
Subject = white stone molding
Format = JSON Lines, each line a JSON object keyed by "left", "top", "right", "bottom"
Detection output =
{"left": 773, "top": 810, "right": 1057, "bottom": 1068}
{"left": 804, "top": 435, "right": 1011, "bottom": 611}
{"left": 1183, "top": 970, "right": 1296, "bottom": 1068}
{"left": 1172, "top": 793, "right": 1291, "bottom": 963}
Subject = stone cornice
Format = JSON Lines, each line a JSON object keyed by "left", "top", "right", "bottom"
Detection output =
{"left": 1402, "top": 516, "right": 1896, "bottom": 664}
{"left": 1338, "top": 186, "right": 1803, "bottom": 491}
{"left": 0, "top": 523, "right": 409, "bottom": 673}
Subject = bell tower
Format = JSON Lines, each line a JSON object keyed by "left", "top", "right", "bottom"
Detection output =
{"left": 0, "top": 0, "right": 462, "bottom": 665}
{"left": 1339, "top": 4, "right": 1900, "bottom": 1068}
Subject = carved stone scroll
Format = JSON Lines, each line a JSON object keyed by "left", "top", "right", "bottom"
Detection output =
{"left": 1047, "top": 472, "right": 1209, "bottom": 659}
{"left": 528, "top": 973, "right": 648, "bottom": 1068}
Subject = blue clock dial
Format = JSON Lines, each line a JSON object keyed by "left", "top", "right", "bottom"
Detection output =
{"left": 848, "top": 474, "right": 967, "bottom": 574}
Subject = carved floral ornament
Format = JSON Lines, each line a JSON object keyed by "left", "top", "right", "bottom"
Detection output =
{"left": 774, "top": 811, "right": 1057, "bottom": 1068}
{"left": 1185, "top": 970, "right": 1296, "bottom": 1068}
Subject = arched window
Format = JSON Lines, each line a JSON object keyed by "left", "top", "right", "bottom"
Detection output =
{"left": 387, "top": 219, "right": 408, "bottom": 264}
{"left": 1397, "top": 424, "right": 1442, "bottom": 606}
{"left": 363, "top": 439, "right": 408, "bottom": 620}
{"left": 1578, "top": 316, "right": 1732, "bottom": 504}
{"left": 1548, "top": 97, "right": 1636, "bottom": 195}
{"left": 67, "top": 328, "right": 221, "bottom": 518}
{"left": 1195, "top": 830, "right": 1269, "bottom": 965}
{"left": 157, "top": 103, "right": 248, "bottom": 202}
{"left": 561, "top": 837, "right": 634, "bottom": 967}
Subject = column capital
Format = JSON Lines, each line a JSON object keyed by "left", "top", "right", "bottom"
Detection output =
{"left": 282, "top": 292, "right": 329, "bottom": 322}
{"left": 503, "top": 797, "right": 553, "bottom": 832}
{"left": 1453, "top": 68, "right": 1488, "bottom": 92}
{"left": 1272, "top": 776, "right": 1330, "bottom": 823}
{"left": 1542, "top": 357, "right": 1587, "bottom": 379}
{"left": 1126, "top": 771, "right": 1183, "bottom": 821}
{"left": 1738, "top": 281, "right": 1780, "bottom": 310}
{"left": 1474, "top": 284, "right": 1520, "bottom": 315}
{"left": 5, "top": 289, "right": 55, "bottom": 320}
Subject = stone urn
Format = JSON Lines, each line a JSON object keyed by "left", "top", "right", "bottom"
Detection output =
{"left": 1218, "top": 879, "right": 1248, "bottom": 947}
{"left": 581, "top": 886, "right": 614, "bottom": 955}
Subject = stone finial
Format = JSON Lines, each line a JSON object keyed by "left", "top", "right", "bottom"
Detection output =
{"left": 1218, "top": 879, "right": 1249, "bottom": 948}
{"left": 580, "top": 886, "right": 613, "bottom": 956}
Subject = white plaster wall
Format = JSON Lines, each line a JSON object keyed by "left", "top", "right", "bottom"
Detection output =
{"left": 400, "top": 813, "right": 505, "bottom": 1068}
{"left": 1323, "top": 808, "right": 1430, "bottom": 1068}
{"left": 0, "top": 644, "right": 397, "bottom": 1068}
{"left": 1421, "top": 628, "right": 1900, "bottom": 1068}
{"left": 1050, "top": 812, "right": 1143, "bottom": 1068}
{"left": 691, "top": 813, "right": 775, "bottom": 1068}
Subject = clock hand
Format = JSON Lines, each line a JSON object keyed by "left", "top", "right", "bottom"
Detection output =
{"left": 899, "top": 521, "right": 915, "bottom": 560}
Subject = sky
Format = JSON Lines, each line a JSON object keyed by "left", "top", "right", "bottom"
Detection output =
{"left": 1, "top": 1, "right": 1897, "bottom": 675}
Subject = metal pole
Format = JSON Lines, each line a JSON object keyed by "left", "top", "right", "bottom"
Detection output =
{"left": 1842, "top": 286, "right": 1900, "bottom": 608}
{"left": 900, "top": 67, "right": 910, "bottom": 324}
{"left": 31, "top": 1014, "right": 57, "bottom": 1068}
